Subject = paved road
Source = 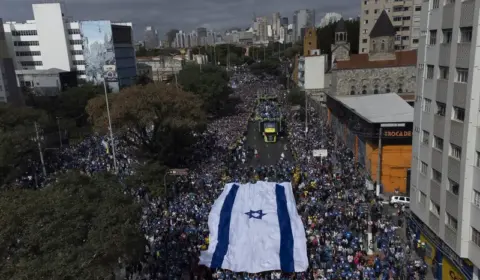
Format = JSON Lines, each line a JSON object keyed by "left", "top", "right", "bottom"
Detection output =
{"left": 245, "top": 120, "right": 292, "bottom": 167}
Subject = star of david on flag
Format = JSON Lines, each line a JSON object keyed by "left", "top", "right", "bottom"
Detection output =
{"left": 199, "top": 181, "right": 308, "bottom": 273}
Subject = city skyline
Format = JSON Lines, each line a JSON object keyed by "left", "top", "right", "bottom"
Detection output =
{"left": 0, "top": 0, "right": 359, "bottom": 39}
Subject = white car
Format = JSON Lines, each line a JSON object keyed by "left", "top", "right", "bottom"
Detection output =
{"left": 390, "top": 196, "right": 410, "bottom": 208}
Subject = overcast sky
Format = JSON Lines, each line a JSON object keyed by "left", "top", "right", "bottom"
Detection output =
{"left": 0, "top": 0, "right": 359, "bottom": 39}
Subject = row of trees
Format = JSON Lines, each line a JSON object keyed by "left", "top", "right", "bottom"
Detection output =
{"left": 0, "top": 64, "right": 232, "bottom": 278}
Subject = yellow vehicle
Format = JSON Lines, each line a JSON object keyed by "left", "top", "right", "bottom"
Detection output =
{"left": 262, "top": 121, "right": 277, "bottom": 143}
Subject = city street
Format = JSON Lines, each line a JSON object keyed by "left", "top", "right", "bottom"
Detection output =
{"left": 245, "top": 120, "right": 292, "bottom": 166}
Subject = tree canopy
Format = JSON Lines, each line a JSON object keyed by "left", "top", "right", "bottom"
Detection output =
{"left": 249, "top": 58, "right": 281, "bottom": 77}
{"left": 177, "top": 63, "right": 232, "bottom": 116}
{"left": 0, "top": 104, "right": 50, "bottom": 187}
{"left": 317, "top": 18, "right": 360, "bottom": 65}
{"left": 86, "top": 82, "right": 206, "bottom": 165}
{"left": 191, "top": 44, "right": 247, "bottom": 66}
{"left": 0, "top": 172, "right": 145, "bottom": 279}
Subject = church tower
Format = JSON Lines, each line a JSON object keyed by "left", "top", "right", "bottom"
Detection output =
{"left": 331, "top": 18, "right": 350, "bottom": 68}
{"left": 303, "top": 27, "right": 318, "bottom": 56}
{"left": 368, "top": 10, "right": 396, "bottom": 61}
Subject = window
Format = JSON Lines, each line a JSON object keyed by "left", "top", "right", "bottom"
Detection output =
{"left": 448, "top": 179, "right": 460, "bottom": 195}
{"left": 413, "top": 39, "right": 419, "bottom": 44}
{"left": 13, "top": 41, "right": 39, "bottom": 46}
{"left": 69, "top": 40, "right": 83, "bottom": 45}
{"left": 418, "top": 191, "right": 427, "bottom": 207}
{"left": 439, "top": 66, "right": 449, "bottom": 80}
{"left": 460, "top": 27, "right": 473, "bottom": 43}
{"left": 362, "top": 48, "right": 366, "bottom": 52}
{"left": 15, "top": 51, "right": 41, "bottom": 56}
{"left": 393, "top": 6, "right": 403, "bottom": 12}
{"left": 433, "top": 0, "right": 440, "bottom": 8}
{"left": 449, "top": 143, "right": 462, "bottom": 160}
{"left": 73, "top": 60, "right": 85, "bottom": 65}
{"left": 71, "top": 50, "right": 83, "bottom": 55}
{"left": 420, "top": 161, "right": 428, "bottom": 175}
{"left": 432, "top": 168, "right": 442, "bottom": 182}
{"left": 476, "top": 151, "right": 480, "bottom": 167}
{"left": 11, "top": 30, "right": 38, "bottom": 36}
{"left": 365, "top": 10, "right": 369, "bottom": 15}
{"left": 474, "top": 190, "right": 480, "bottom": 208}
{"left": 442, "top": 29, "right": 452, "bottom": 43}
{"left": 374, "top": 85, "right": 379, "bottom": 94}
{"left": 68, "top": 29, "right": 80, "bottom": 35}
{"left": 423, "top": 98, "right": 432, "bottom": 112}
{"left": 362, "top": 85, "right": 367, "bottom": 95}
{"left": 364, "top": 20, "right": 369, "bottom": 24}
{"left": 393, "top": 16, "right": 402, "bottom": 22}
{"left": 445, "top": 214, "right": 458, "bottom": 231}
{"left": 76, "top": 70, "right": 86, "bottom": 75}
{"left": 362, "top": 39, "right": 368, "bottom": 43}
{"left": 429, "top": 30, "right": 437, "bottom": 45}
{"left": 402, "top": 36, "right": 410, "bottom": 40}
{"left": 363, "top": 29, "right": 368, "bottom": 34}
{"left": 415, "top": 6, "right": 422, "bottom": 11}
{"left": 374, "top": 9, "right": 379, "bottom": 14}
{"left": 386, "top": 84, "right": 391, "bottom": 93}
{"left": 430, "top": 200, "right": 440, "bottom": 216}
{"left": 402, "top": 27, "right": 410, "bottom": 31}
{"left": 456, "top": 68, "right": 468, "bottom": 83}
{"left": 422, "top": 130, "right": 430, "bottom": 145}
{"left": 452, "top": 106, "right": 465, "bottom": 121}
{"left": 473, "top": 227, "right": 480, "bottom": 247}
{"left": 20, "top": 61, "right": 43, "bottom": 66}
{"left": 433, "top": 136, "right": 444, "bottom": 150}
{"left": 403, "top": 16, "right": 411, "bottom": 21}
{"left": 396, "top": 35, "right": 401, "bottom": 41}
{"left": 445, "top": 0, "right": 455, "bottom": 4}
{"left": 427, "top": 65, "right": 434, "bottom": 79}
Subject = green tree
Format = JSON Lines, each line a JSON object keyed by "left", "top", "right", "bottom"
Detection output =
{"left": 287, "top": 86, "right": 305, "bottom": 107}
{"left": 0, "top": 172, "right": 145, "bottom": 279}
{"left": 249, "top": 58, "right": 281, "bottom": 77}
{"left": 177, "top": 64, "right": 232, "bottom": 116}
{"left": 86, "top": 83, "right": 206, "bottom": 165}
{"left": 317, "top": 18, "right": 360, "bottom": 65}
{"left": 0, "top": 104, "right": 49, "bottom": 187}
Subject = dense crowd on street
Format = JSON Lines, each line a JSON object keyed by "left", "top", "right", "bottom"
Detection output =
{"left": 11, "top": 67, "right": 429, "bottom": 279}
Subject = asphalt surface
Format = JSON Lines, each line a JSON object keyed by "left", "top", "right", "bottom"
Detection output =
{"left": 245, "top": 120, "right": 292, "bottom": 167}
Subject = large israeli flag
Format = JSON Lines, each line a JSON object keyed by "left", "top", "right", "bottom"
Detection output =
{"left": 199, "top": 181, "right": 308, "bottom": 273}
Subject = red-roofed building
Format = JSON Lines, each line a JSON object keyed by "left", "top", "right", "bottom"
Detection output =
{"left": 330, "top": 10, "right": 417, "bottom": 103}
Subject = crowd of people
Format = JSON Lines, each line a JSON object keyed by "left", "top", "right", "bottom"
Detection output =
{"left": 11, "top": 66, "right": 429, "bottom": 279}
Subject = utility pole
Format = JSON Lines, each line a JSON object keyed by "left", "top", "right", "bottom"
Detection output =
{"left": 34, "top": 121, "right": 47, "bottom": 177}
{"left": 56, "top": 117, "right": 62, "bottom": 148}
{"left": 103, "top": 80, "right": 118, "bottom": 173}
{"left": 377, "top": 127, "right": 383, "bottom": 197}
{"left": 304, "top": 90, "right": 308, "bottom": 134}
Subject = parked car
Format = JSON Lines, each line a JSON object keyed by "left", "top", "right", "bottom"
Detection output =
{"left": 390, "top": 196, "right": 410, "bottom": 208}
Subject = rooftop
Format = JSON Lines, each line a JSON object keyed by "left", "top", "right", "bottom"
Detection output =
{"left": 369, "top": 10, "right": 396, "bottom": 38}
{"left": 331, "top": 93, "right": 413, "bottom": 123}
{"left": 335, "top": 49, "right": 416, "bottom": 69}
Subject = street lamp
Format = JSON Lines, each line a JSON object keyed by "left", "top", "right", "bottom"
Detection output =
{"left": 32, "top": 121, "right": 46, "bottom": 177}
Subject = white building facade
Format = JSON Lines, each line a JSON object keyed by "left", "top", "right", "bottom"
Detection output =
{"left": 3, "top": 3, "right": 136, "bottom": 91}
{"left": 410, "top": 0, "right": 480, "bottom": 277}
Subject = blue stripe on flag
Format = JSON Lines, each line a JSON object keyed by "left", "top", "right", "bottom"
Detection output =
{"left": 275, "top": 184, "right": 294, "bottom": 272}
{"left": 211, "top": 184, "right": 240, "bottom": 268}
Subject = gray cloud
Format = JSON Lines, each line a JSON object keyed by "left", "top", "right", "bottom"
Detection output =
{"left": 0, "top": 0, "right": 359, "bottom": 40}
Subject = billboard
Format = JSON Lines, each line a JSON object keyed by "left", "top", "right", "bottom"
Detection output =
{"left": 420, "top": 234, "right": 436, "bottom": 266}
{"left": 443, "top": 257, "right": 466, "bottom": 280}
{"left": 79, "top": 20, "right": 118, "bottom": 91}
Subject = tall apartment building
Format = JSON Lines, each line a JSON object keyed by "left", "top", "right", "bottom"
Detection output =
{"left": 0, "top": 18, "right": 22, "bottom": 104}
{"left": 359, "top": 0, "right": 422, "bottom": 53}
{"left": 293, "top": 9, "right": 315, "bottom": 42}
{"left": 410, "top": 0, "right": 480, "bottom": 277}
{"left": 175, "top": 31, "right": 186, "bottom": 48}
{"left": 144, "top": 26, "right": 159, "bottom": 49}
{"left": 256, "top": 17, "right": 268, "bottom": 43}
{"left": 2, "top": 3, "right": 136, "bottom": 92}
{"left": 272, "top": 12, "right": 281, "bottom": 41}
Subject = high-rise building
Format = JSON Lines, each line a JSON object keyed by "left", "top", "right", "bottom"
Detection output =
{"left": 144, "top": 26, "right": 159, "bottom": 49}
{"left": 272, "top": 12, "right": 281, "bottom": 41}
{"left": 293, "top": 9, "right": 315, "bottom": 42}
{"left": 256, "top": 17, "right": 268, "bottom": 43}
{"left": 281, "top": 17, "right": 289, "bottom": 26}
{"left": 2, "top": 3, "right": 136, "bottom": 92}
{"left": 196, "top": 27, "right": 207, "bottom": 46}
{"left": 410, "top": 0, "right": 480, "bottom": 277}
{"left": 359, "top": 0, "right": 422, "bottom": 54}
{"left": 175, "top": 31, "right": 186, "bottom": 48}
{"left": 0, "top": 18, "right": 22, "bottom": 104}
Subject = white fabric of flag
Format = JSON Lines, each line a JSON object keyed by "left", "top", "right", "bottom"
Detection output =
{"left": 199, "top": 181, "right": 308, "bottom": 273}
